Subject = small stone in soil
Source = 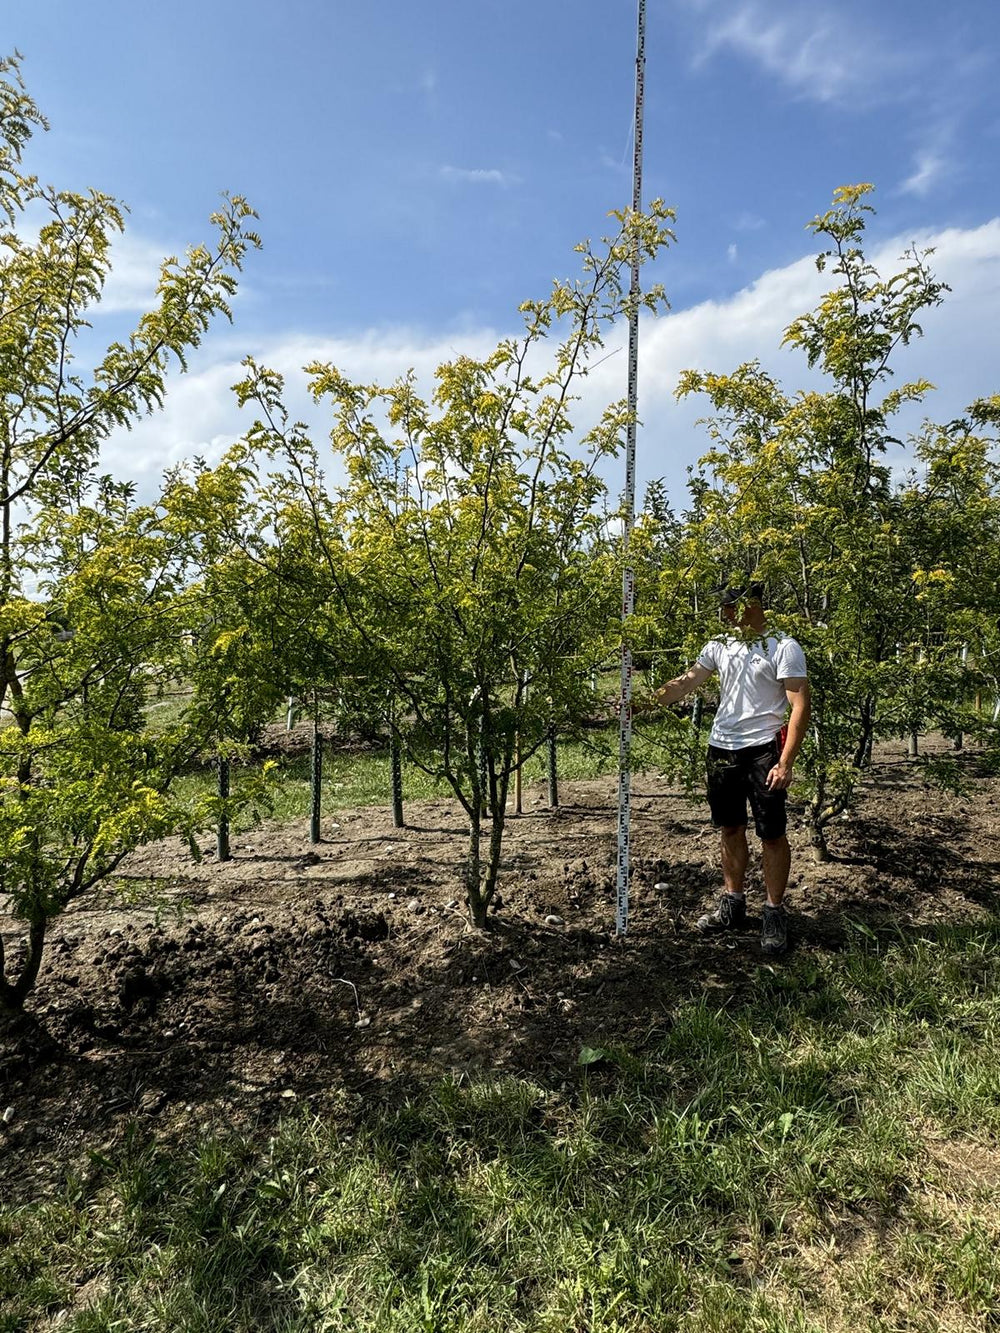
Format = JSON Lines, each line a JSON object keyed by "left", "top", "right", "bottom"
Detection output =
{"left": 545, "top": 914, "right": 564, "bottom": 925}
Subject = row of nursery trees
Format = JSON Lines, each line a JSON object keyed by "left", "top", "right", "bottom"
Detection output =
{"left": 1, "top": 55, "right": 998, "bottom": 1013}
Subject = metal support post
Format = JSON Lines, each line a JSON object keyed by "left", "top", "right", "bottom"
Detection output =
{"left": 217, "top": 755, "right": 231, "bottom": 863}
{"left": 310, "top": 714, "right": 323, "bottom": 844}
{"left": 390, "top": 731, "right": 404, "bottom": 828}
{"left": 954, "top": 643, "right": 968, "bottom": 751}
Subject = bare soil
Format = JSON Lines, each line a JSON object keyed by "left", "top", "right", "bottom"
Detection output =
{"left": 3, "top": 737, "right": 999, "bottom": 1202}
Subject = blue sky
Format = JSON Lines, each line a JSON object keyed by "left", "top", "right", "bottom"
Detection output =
{"left": 8, "top": 0, "right": 1000, "bottom": 503}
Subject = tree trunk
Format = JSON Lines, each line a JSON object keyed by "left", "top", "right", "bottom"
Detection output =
{"left": 482, "top": 765, "right": 511, "bottom": 911}
{"left": 689, "top": 695, "right": 705, "bottom": 780}
{"left": 0, "top": 917, "right": 47, "bottom": 1011}
{"left": 482, "top": 806, "right": 507, "bottom": 914}
{"left": 0, "top": 934, "right": 15, "bottom": 1013}
{"left": 547, "top": 729, "right": 559, "bottom": 808}
{"left": 852, "top": 695, "right": 875, "bottom": 769}
{"left": 478, "top": 715, "right": 489, "bottom": 820}
{"left": 807, "top": 808, "right": 831, "bottom": 862}
{"left": 466, "top": 806, "right": 487, "bottom": 928}
{"left": 691, "top": 695, "right": 704, "bottom": 734}
{"left": 808, "top": 760, "right": 832, "bottom": 862}
{"left": 908, "top": 729, "right": 919, "bottom": 758}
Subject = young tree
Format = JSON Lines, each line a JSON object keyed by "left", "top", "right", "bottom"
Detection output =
{"left": 0, "top": 56, "right": 259, "bottom": 1013}
{"left": 221, "top": 204, "right": 675, "bottom": 926}
{"left": 891, "top": 401, "right": 1000, "bottom": 748}
{"left": 673, "top": 185, "right": 954, "bottom": 857}
{"left": 160, "top": 457, "right": 349, "bottom": 855}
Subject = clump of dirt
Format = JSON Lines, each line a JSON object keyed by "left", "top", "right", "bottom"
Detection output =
{"left": 3, "top": 739, "right": 999, "bottom": 1201}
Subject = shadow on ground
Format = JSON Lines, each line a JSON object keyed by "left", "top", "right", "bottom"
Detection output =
{"left": 2, "top": 747, "right": 999, "bottom": 1201}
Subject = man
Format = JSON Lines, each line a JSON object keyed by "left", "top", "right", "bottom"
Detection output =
{"left": 651, "top": 581, "right": 810, "bottom": 955}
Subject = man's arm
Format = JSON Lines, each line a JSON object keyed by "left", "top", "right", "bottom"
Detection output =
{"left": 766, "top": 677, "right": 811, "bottom": 791}
{"left": 650, "top": 662, "right": 713, "bottom": 707}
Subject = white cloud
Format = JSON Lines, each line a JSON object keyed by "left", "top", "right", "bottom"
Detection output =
{"left": 733, "top": 211, "right": 766, "bottom": 232}
{"left": 727, "top": 243, "right": 738, "bottom": 263}
{"left": 898, "top": 148, "right": 949, "bottom": 198}
{"left": 689, "top": 0, "right": 916, "bottom": 106}
{"left": 103, "top": 220, "right": 1000, "bottom": 513}
{"left": 102, "top": 354, "right": 250, "bottom": 484}
{"left": 439, "top": 165, "right": 516, "bottom": 186}
{"left": 629, "top": 218, "right": 1000, "bottom": 499}
{"left": 93, "top": 231, "right": 254, "bottom": 316}
{"left": 570, "top": 218, "right": 1000, "bottom": 504}
{"left": 95, "top": 234, "right": 166, "bottom": 313}
{"left": 13, "top": 213, "right": 175, "bottom": 317}
{"left": 103, "top": 327, "right": 502, "bottom": 494}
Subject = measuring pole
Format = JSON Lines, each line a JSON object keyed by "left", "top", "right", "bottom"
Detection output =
{"left": 615, "top": 0, "right": 646, "bottom": 937}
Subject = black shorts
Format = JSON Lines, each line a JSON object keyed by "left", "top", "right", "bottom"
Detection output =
{"left": 706, "top": 738, "right": 786, "bottom": 840}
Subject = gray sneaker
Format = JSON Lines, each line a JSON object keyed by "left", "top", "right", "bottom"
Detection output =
{"left": 696, "top": 892, "right": 747, "bottom": 934}
{"left": 761, "top": 904, "right": 789, "bottom": 955}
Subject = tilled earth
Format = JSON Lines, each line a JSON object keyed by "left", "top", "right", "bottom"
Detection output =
{"left": 3, "top": 740, "right": 999, "bottom": 1201}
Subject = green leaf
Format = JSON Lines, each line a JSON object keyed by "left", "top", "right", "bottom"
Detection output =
{"left": 577, "top": 1045, "right": 609, "bottom": 1066}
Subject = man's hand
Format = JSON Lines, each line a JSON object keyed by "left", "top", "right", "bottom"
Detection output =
{"left": 766, "top": 759, "right": 794, "bottom": 791}
{"left": 630, "top": 691, "right": 662, "bottom": 719}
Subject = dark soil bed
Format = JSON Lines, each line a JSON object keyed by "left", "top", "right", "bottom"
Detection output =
{"left": 3, "top": 737, "right": 999, "bottom": 1202}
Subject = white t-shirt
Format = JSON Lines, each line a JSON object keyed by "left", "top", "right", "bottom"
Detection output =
{"left": 696, "top": 634, "right": 807, "bottom": 750}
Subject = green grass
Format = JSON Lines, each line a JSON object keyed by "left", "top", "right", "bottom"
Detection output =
{"left": 5, "top": 922, "right": 1000, "bottom": 1330}
{"left": 172, "top": 717, "right": 693, "bottom": 830}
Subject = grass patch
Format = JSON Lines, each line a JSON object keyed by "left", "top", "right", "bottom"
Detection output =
{"left": 6, "top": 921, "right": 1000, "bottom": 1329}
{"left": 170, "top": 716, "right": 693, "bottom": 833}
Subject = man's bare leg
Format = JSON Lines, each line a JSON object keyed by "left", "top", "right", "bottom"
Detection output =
{"left": 697, "top": 824, "right": 750, "bottom": 933}
{"left": 761, "top": 835, "right": 790, "bottom": 907}
{"left": 720, "top": 825, "right": 749, "bottom": 895}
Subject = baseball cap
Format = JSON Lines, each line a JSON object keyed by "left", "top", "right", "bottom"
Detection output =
{"left": 715, "top": 579, "right": 764, "bottom": 607}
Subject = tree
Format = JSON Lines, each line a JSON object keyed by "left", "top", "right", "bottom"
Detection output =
{"left": 0, "top": 56, "right": 259, "bottom": 1013}
{"left": 673, "top": 185, "right": 958, "bottom": 858}
{"left": 890, "top": 401, "right": 1000, "bottom": 750}
{"left": 216, "top": 203, "right": 675, "bottom": 926}
{"left": 160, "top": 455, "right": 350, "bottom": 857}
